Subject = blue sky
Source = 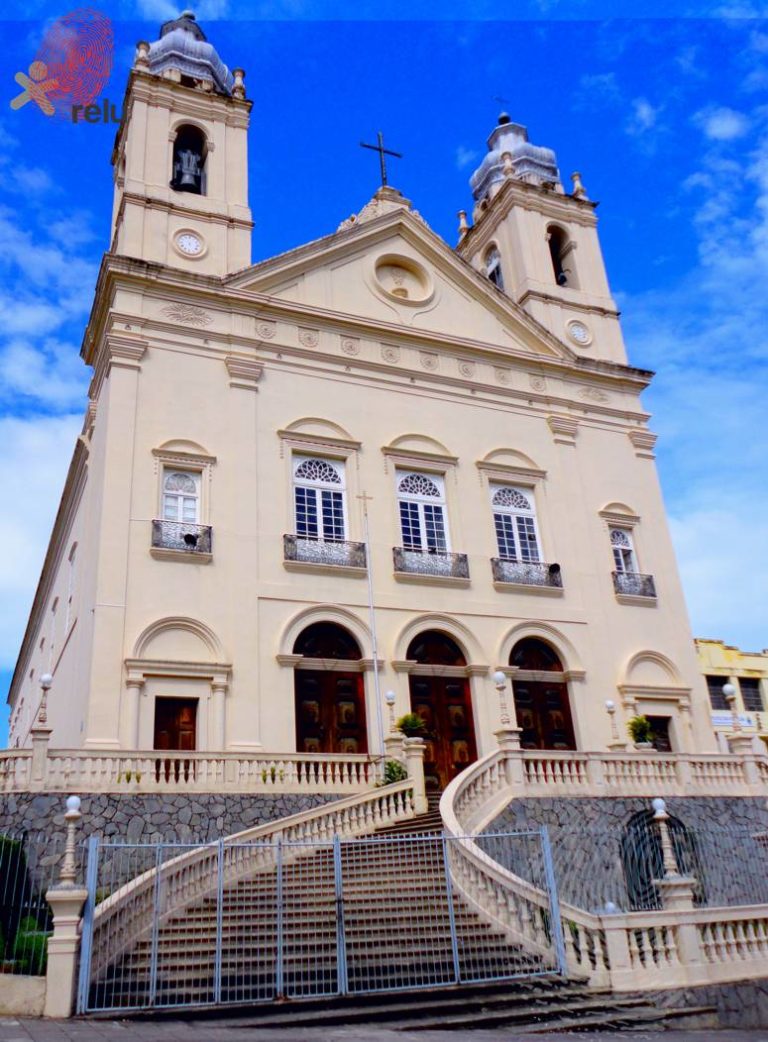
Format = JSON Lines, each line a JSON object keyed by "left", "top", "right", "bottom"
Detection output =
{"left": 1, "top": 1, "right": 767, "bottom": 746}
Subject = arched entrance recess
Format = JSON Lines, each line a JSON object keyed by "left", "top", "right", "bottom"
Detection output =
{"left": 510, "top": 638, "right": 576, "bottom": 750}
{"left": 293, "top": 622, "right": 368, "bottom": 754}
{"left": 407, "top": 630, "right": 477, "bottom": 790}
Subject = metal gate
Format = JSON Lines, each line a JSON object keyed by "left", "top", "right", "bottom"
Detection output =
{"left": 78, "top": 829, "right": 564, "bottom": 1013}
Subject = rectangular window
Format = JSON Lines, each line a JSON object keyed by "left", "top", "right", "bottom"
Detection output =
{"left": 396, "top": 471, "right": 450, "bottom": 553}
{"left": 706, "top": 675, "right": 729, "bottom": 711}
{"left": 163, "top": 470, "right": 201, "bottom": 523}
{"left": 740, "top": 678, "right": 764, "bottom": 712}
{"left": 491, "top": 485, "right": 541, "bottom": 562}
{"left": 293, "top": 456, "right": 347, "bottom": 542}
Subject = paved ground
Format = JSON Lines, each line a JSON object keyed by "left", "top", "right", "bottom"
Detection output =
{"left": 3, "top": 1021, "right": 768, "bottom": 1042}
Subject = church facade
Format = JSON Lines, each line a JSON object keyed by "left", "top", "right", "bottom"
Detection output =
{"left": 6, "top": 13, "right": 716, "bottom": 782}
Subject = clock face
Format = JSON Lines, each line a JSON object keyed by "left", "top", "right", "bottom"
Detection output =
{"left": 567, "top": 320, "right": 591, "bottom": 346}
{"left": 176, "top": 232, "right": 203, "bottom": 256}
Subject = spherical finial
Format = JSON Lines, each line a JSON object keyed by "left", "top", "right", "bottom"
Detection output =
{"left": 385, "top": 691, "right": 396, "bottom": 706}
{"left": 652, "top": 797, "right": 667, "bottom": 817}
{"left": 40, "top": 673, "right": 53, "bottom": 691}
{"left": 492, "top": 670, "right": 506, "bottom": 686}
{"left": 722, "top": 683, "right": 736, "bottom": 699}
{"left": 65, "top": 795, "right": 81, "bottom": 814}
{"left": 604, "top": 901, "right": 618, "bottom": 914}
{"left": 605, "top": 699, "right": 615, "bottom": 712}
{"left": 498, "top": 112, "right": 511, "bottom": 125}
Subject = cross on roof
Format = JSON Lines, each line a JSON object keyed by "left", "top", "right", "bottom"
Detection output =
{"left": 360, "top": 131, "right": 402, "bottom": 187}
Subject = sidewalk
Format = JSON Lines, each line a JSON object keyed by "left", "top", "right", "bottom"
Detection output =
{"left": 2, "top": 1020, "right": 768, "bottom": 1042}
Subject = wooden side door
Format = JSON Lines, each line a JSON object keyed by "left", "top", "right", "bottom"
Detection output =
{"left": 153, "top": 697, "right": 197, "bottom": 750}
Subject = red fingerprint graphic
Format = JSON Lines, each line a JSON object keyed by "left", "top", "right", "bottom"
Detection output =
{"left": 34, "top": 8, "right": 113, "bottom": 119}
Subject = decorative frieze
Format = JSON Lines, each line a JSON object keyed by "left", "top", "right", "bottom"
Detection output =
{"left": 341, "top": 336, "right": 361, "bottom": 356}
{"left": 161, "top": 302, "right": 213, "bottom": 327}
{"left": 256, "top": 320, "right": 277, "bottom": 340}
{"left": 298, "top": 327, "right": 320, "bottom": 348}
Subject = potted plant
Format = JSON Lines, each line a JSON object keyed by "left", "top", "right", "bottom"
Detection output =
{"left": 396, "top": 712, "right": 425, "bottom": 738}
{"left": 628, "top": 715, "right": 654, "bottom": 749}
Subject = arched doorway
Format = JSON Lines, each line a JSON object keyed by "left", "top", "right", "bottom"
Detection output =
{"left": 407, "top": 631, "right": 477, "bottom": 790}
{"left": 293, "top": 622, "right": 368, "bottom": 754}
{"left": 510, "top": 638, "right": 576, "bottom": 750}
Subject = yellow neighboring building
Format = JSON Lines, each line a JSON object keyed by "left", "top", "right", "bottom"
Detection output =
{"left": 696, "top": 638, "right": 768, "bottom": 752}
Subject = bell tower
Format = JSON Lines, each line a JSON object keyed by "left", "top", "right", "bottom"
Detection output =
{"left": 457, "top": 114, "right": 627, "bottom": 364}
{"left": 110, "top": 11, "right": 252, "bottom": 277}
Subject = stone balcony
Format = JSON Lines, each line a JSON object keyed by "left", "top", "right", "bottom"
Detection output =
{"left": 283, "top": 534, "right": 367, "bottom": 569}
{"left": 151, "top": 520, "right": 212, "bottom": 556}
{"left": 491, "top": 558, "right": 563, "bottom": 588}
{"left": 393, "top": 546, "right": 470, "bottom": 581}
{"left": 612, "top": 571, "right": 657, "bottom": 598}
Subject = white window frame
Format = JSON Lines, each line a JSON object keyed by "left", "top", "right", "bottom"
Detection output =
{"left": 610, "top": 527, "right": 638, "bottom": 574}
{"left": 162, "top": 469, "right": 202, "bottom": 524}
{"left": 490, "top": 484, "right": 541, "bottom": 563}
{"left": 484, "top": 246, "right": 504, "bottom": 290}
{"left": 293, "top": 455, "right": 348, "bottom": 543}
{"left": 396, "top": 470, "right": 450, "bottom": 553}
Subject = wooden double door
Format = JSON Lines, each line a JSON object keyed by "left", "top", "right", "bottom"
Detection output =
{"left": 512, "top": 680, "right": 575, "bottom": 750}
{"left": 409, "top": 675, "right": 477, "bottom": 790}
{"left": 295, "top": 670, "right": 368, "bottom": 754}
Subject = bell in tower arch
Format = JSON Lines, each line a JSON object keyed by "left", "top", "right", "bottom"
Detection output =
{"left": 171, "top": 124, "right": 206, "bottom": 194}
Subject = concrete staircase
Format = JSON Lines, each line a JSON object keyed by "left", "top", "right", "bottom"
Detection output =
{"left": 88, "top": 799, "right": 716, "bottom": 1029}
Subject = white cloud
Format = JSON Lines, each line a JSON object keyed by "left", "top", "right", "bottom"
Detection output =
{"left": 455, "top": 145, "right": 478, "bottom": 170}
{"left": 694, "top": 105, "right": 750, "bottom": 141}
{"left": 625, "top": 97, "right": 660, "bottom": 137}
{"left": 0, "top": 414, "right": 81, "bottom": 671}
{"left": 621, "top": 107, "right": 768, "bottom": 647}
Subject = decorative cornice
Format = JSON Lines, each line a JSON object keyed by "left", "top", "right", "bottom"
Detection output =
{"left": 382, "top": 447, "right": 459, "bottom": 468}
{"left": 547, "top": 415, "right": 578, "bottom": 446}
{"left": 476, "top": 460, "right": 547, "bottom": 483}
{"left": 105, "top": 333, "right": 147, "bottom": 373}
{"left": 225, "top": 354, "right": 264, "bottom": 390}
{"left": 628, "top": 429, "right": 658, "bottom": 459}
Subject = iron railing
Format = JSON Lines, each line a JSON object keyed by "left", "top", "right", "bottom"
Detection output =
{"left": 612, "top": 571, "right": 656, "bottom": 597}
{"left": 0, "top": 830, "right": 74, "bottom": 976}
{"left": 393, "top": 547, "right": 470, "bottom": 579}
{"left": 283, "top": 534, "right": 367, "bottom": 569}
{"left": 491, "top": 559, "right": 563, "bottom": 588}
{"left": 152, "top": 520, "right": 212, "bottom": 555}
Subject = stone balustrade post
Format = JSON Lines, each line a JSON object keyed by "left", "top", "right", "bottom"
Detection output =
{"left": 727, "top": 734, "right": 762, "bottom": 788}
{"left": 494, "top": 726, "right": 525, "bottom": 790}
{"left": 585, "top": 756, "right": 607, "bottom": 791}
{"left": 675, "top": 755, "right": 693, "bottom": 791}
{"left": 44, "top": 796, "right": 87, "bottom": 1017}
{"left": 601, "top": 917, "right": 633, "bottom": 987}
{"left": 29, "top": 725, "right": 52, "bottom": 791}
{"left": 384, "top": 732, "right": 405, "bottom": 764}
{"left": 403, "top": 737, "right": 428, "bottom": 814}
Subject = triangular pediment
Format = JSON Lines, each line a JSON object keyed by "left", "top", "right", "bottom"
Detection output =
{"left": 226, "top": 198, "right": 575, "bottom": 364}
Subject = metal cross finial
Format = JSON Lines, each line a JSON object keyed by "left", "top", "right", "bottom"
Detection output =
{"left": 360, "top": 131, "right": 402, "bottom": 187}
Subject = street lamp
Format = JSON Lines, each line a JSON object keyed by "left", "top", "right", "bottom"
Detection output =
{"left": 722, "top": 682, "right": 741, "bottom": 733}
{"left": 493, "top": 670, "right": 511, "bottom": 725}
{"left": 385, "top": 690, "right": 396, "bottom": 733}
{"left": 37, "top": 673, "right": 53, "bottom": 725}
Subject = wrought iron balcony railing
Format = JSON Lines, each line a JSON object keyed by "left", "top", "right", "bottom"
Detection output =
{"left": 284, "top": 534, "right": 367, "bottom": 569}
{"left": 491, "top": 558, "right": 563, "bottom": 588}
{"left": 612, "top": 570, "right": 657, "bottom": 598}
{"left": 152, "top": 520, "right": 212, "bottom": 554}
{"left": 393, "top": 546, "right": 470, "bottom": 579}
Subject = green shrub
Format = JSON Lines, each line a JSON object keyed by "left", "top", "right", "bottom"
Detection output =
{"left": 383, "top": 760, "right": 408, "bottom": 784}
{"left": 11, "top": 929, "right": 49, "bottom": 976}
{"left": 628, "top": 715, "right": 653, "bottom": 743}
{"left": 395, "top": 713, "right": 425, "bottom": 737}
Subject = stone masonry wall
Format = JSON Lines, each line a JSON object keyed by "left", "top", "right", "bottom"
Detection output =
{"left": 0, "top": 792, "right": 340, "bottom": 844}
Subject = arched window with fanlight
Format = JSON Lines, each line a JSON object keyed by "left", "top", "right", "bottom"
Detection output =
{"left": 163, "top": 470, "right": 200, "bottom": 523}
{"left": 491, "top": 485, "right": 541, "bottom": 563}
{"left": 293, "top": 456, "right": 346, "bottom": 543}
{"left": 396, "top": 471, "right": 449, "bottom": 552}
{"left": 484, "top": 246, "right": 504, "bottom": 291}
